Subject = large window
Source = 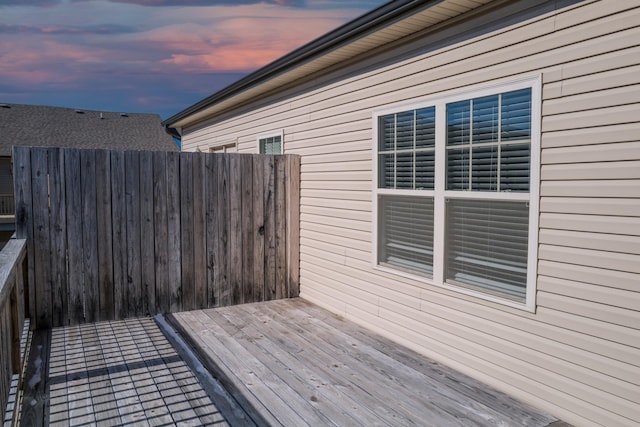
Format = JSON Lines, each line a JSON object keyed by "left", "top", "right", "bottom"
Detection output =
{"left": 374, "top": 78, "right": 539, "bottom": 309}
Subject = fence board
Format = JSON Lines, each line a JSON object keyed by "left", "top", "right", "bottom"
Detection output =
{"left": 252, "top": 158, "right": 265, "bottom": 303}
{"left": 215, "top": 154, "right": 230, "bottom": 307}
{"left": 264, "top": 156, "right": 276, "bottom": 301}
{"left": 286, "top": 156, "right": 301, "bottom": 298}
{"left": 205, "top": 155, "right": 217, "bottom": 308}
{"left": 125, "top": 151, "right": 142, "bottom": 317}
{"left": 275, "top": 156, "right": 286, "bottom": 300}
{"left": 241, "top": 155, "right": 254, "bottom": 303}
{"left": 110, "top": 151, "right": 127, "bottom": 320}
{"left": 229, "top": 155, "right": 243, "bottom": 305}
{"left": 192, "top": 154, "right": 207, "bottom": 309}
{"left": 31, "top": 149, "right": 51, "bottom": 328}
{"left": 166, "top": 152, "right": 182, "bottom": 313}
{"left": 13, "top": 147, "right": 300, "bottom": 327}
{"left": 95, "top": 150, "right": 114, "bottom": 321}
{"left": 153, "top": 151, "right": 169, "bottom": 314}
{"left": 180, "top": 152, "right": 195, "bottom": 311}
{"left": 81, "top": 149, "right": 99, "bottom": 323}
{"left": 140, "top": 151, "right": 155, "bottom": 316}
{"left": 48, "top": 148, "right": 67, "bottom": 325}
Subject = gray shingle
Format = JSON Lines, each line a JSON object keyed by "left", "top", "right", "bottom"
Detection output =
{"left": 0, "top": 103, "right": 179, "bottom": 156}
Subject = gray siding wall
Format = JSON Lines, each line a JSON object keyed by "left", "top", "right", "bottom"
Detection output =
{"left": 181, "top": 1, "right": 640, "bottom": 425}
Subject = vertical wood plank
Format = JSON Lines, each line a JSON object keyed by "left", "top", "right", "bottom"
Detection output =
{"left": 263, "top": 156, "right": 276, "bottom": 301}
{"left": 215, "top": 154, "right": 230, "bottom": 307}
{"left": 12, "top": 147, "right": 34, "bottom": 321}
{"left": 95, "top": 150, "right": 114, "bottom": 321}
{"left": 286, "top": 156, "right": 300, "bottom": 297}
{"left": 192, "top": 153, "right": 207, "bottom": 309}
{"left": 65, "top": 149, "right": 84, "bottom": 325}
{"left": 153, "top": 151, "right": 169, "bottom": 313}
{"left": 47, "top": 148, "right": 67, "bottom": 326}
{"left": 31, "top": 148, "right": 52, "bottom": 328}
{"left": 81, "top": 149, "right": 99, "bottom": 323}
{"left": 180, "top": 152, "right": 195, "bottom": 311}
{"left": 229, "top": 155, "right": 243, "bottom": 305}
{"left": 205, "top": 154, "right": 217, "bottom": 308}
{"left": 139, "top": 151, "right": 155, "bottom": 316}
{"left": 125, "top": 151, "right": 142, "bottom": 317}
{"left": 252, "top": 157, "right": 265, "bottom": 303}
{"left": 274, "top": 156, "right": 286, "bottom": 300}
{"left": 110, "top": 150, "right": 127, "bottom": 320}
{"left": 166, "top": 151, "right": 182, "bottom": 312}
{"left": 241, "top": 155, "right": 254, "bottom": 303}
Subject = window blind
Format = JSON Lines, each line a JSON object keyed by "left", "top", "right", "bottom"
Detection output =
{"left": 379, "top": 195, "right": 433, "bottom": 275}
{"left": 445, "top": 199, "right": 529, "bottom": 301}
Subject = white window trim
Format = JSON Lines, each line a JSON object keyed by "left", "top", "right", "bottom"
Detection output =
{"left": 257, "top": 130, "right": 284, "bottom": 154}
{"left": 371, "top": 75, "right": 541, "bottom": 312}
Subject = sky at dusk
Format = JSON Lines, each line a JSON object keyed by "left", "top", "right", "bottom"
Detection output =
{"left": 0, "top": 0, "right": 387, "bottom": 118}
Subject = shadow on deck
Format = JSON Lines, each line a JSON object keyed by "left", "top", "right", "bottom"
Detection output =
{"left": 19, "top": 298, "right": 568, "bottom": 427}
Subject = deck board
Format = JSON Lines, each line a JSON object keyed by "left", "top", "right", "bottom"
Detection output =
{"left": 171, "top": 298, "right": 561, "bottom": 427}
{"left": 24, "top": 316, "right": 237, "bottom": 426}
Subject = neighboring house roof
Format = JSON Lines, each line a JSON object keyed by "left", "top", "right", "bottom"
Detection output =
{"left": 0, "top": 103, "right": 179, "bottom": 156}
{"left": 163, "top": 0, "right": 494, "bottom": 128}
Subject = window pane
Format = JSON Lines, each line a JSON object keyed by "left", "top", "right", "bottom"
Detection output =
{"left": 396, "top": 151, "right": 413, "bottom": 189}
{"left": 446, "top": 100, "right": 470, "bottom": 146}
{"left": 380, "top": 195, "right": 433, "bottom": 275}
{"left": 396, "top": 111, "right": 414, "bottom": 151}
{"left": 501, "top": 88, "right": 531, "bottom": 142}
{"left": 500, "top": 143, "right": 530, "bottom": 192}
{"left": 379, "top": 115, "right": 395, "bottom": 151}
{"left": 472, "top": 95, "right": 499, "bottom": 144}
{"left": 378, "top": 153, "right": 394, "bottom": 188}
{"left": 471, "top": 144, "right": 498, "bottom": 191}
{"left": 415, "top": 150, "right": 435, "bottom": 190}
{"left": 447, "top": 147, "right": 469, "bottom": 190}
{"left": 446, "top": 199, "right": 529, "bottom": 302}
{"left": 416, "top": 107, "right": 435, "bottom": 149}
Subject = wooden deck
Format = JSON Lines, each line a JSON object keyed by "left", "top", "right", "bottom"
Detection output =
{"left": 19, "top": 317, "right": 246, "bottom": 426}
{"left": 171, "top": 298, "right": 563, "bottom": 427}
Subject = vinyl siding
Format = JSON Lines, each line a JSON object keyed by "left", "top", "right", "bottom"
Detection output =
{"left": 180, "top": 1, "right": 640, "bottom": 426}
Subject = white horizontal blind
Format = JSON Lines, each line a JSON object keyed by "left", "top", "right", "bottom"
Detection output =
{"left": 446, "top": 88, "right": 531, "bottom": 192}
{"left": 446, "top": 199, "right": 529, "bottom": 302}
{"left": 378, "top": 107, "right": 435, "bottom": 190}
{"left": 444, "top": 88, "right": 532, "bottom": 300}
{"left": 380, "top": 195, "right": 434, "bottom": 275}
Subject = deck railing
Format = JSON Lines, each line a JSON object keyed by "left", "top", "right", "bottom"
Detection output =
{"left": 0, "top": 237, "right": 27, "bottom": 424}
{"left": 13, "top": 147, "right": 300, "bottom": 329}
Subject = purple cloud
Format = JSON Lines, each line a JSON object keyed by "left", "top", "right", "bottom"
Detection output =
{"left": 73, "top": 0, "right": 305, "bottom": 6}
{"left": 0, "top": 0, "right": 60, "bottom": 6}
{"left": 0, "top": 23, "right": 137, "bottom": 35}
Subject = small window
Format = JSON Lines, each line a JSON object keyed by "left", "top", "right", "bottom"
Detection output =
{"left": 258, "top": 132, "right": 283, "bottom": 154}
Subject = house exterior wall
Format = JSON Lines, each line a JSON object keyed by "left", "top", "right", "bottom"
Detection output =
{"left": 180, "top": 1, "right": 640, "bottom": 425}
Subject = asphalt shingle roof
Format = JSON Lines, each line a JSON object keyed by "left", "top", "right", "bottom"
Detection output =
{"left": 0, "top": 103, "right": 179, "bottom": 156}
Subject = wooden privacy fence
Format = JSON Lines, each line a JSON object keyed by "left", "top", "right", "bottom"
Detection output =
{"left": 13, "top": 147, "right": 300, "bottom": 329}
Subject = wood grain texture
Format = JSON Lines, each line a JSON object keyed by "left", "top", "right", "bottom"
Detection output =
{"left": 172, "top": 299, "right": 561, "bottom": 427}
{"left": 13, "top": 148, "right": 300, "bottom": 327}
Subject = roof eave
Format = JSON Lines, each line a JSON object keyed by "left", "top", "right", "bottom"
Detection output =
{"left": 162, "top": 0, "right": 442, "bottom": 128}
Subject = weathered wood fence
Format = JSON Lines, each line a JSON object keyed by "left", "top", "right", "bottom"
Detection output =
{"left": 0, "top": 238, "right": 27, "bottom": 424}
{"left": 13, "top": 147, "right": 300, "bottom": 329}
